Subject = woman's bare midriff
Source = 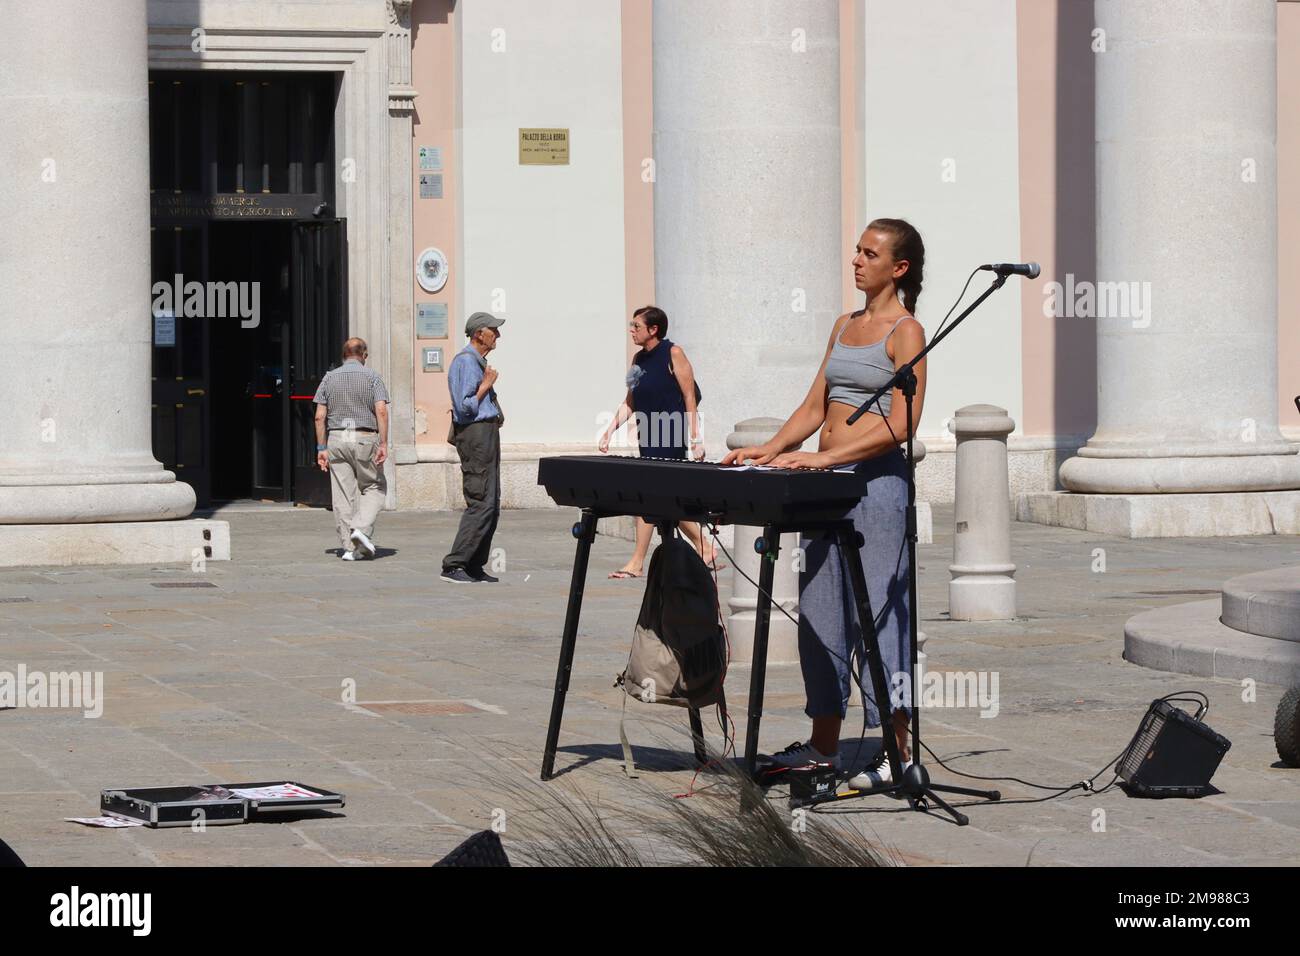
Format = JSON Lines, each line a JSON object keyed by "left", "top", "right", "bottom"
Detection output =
{"left": 817, "top": 400, "right": 883, "bottom": 456}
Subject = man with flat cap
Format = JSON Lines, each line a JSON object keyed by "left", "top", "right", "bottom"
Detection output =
{"left": 442, "top": 311, "right": 505, "bottom": 584}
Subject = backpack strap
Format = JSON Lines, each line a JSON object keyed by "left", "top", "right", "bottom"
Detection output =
{"left": 619, "top": 692, "right": 639, "bottom": 778}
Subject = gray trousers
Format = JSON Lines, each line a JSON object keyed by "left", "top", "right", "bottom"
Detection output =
{"left": 443, "top": 420, "right": 501, "bottom": 572}
{"left": 328, "top": 432, "right": 386, "bottom": 553}
{"left": 798, "top": 449, "right": 911, "bottom": 728}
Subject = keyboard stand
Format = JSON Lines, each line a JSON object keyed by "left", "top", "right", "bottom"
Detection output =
{"left": 539, "top": 510, "right": 902, "bottom": 787}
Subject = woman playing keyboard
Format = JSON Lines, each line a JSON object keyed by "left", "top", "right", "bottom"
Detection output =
{"left": 722, "top": 218, "right": 927, "bottom": 791}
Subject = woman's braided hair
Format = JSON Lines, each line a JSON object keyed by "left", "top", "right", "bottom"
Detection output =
{"left": 868, "top": 218, "right": 925, "bottom": 316}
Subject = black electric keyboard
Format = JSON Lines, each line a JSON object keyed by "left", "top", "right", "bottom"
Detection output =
{"left": 537, "top": 454, "right": 890, "bottom": 783}
{"left": 537, "top": 455, "right": 868, "bottom": 526}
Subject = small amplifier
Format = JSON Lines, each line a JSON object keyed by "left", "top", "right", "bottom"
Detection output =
{"left": 1117, "top": 699, "right": 1231, "bottom": 798}
{"left": 787, "top": 762, "right": 839, "bottom": 807}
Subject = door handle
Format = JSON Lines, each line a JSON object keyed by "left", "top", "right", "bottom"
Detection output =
{"left": 187, "top": 388, "right": 206, "bottom": 396}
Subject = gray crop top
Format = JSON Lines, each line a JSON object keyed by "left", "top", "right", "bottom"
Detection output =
{"left": 824, "top": 315, "right": 907, "bottom": 416}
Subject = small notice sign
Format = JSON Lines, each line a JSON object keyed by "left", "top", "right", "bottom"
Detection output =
{"left": 519, "top": 128, "right": 570, "bottom": 165}
{"left": 153, "top": 310, "right": 176, "bottom": 347}
{"left": 418, "top": 145, "right": 443, "bottom": 170}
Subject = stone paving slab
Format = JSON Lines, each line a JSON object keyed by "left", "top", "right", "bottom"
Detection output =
{"left": 1, "top": 506, "right": 1299, "bottom": 866}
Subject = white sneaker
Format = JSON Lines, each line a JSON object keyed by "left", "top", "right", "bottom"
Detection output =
{"left": 760, "top": 741, "right": 842, "bottom": 772}
{"left": 847, "top": 752, "right": 911, "bottom": 791}
{"left": 350, "top": 529, "right": 377, "bottom": 558}
{"left": 341, "top": 550, "right": 362, "bottom": 561}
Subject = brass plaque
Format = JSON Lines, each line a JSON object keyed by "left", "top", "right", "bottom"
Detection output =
{"left": 519, "top": 128, "right": 570, "bottom": 165}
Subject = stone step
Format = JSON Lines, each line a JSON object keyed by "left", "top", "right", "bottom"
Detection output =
{"left": 1017, "top": 489, "right": 1300, "bottom": 538}
{"left": 0, "top": 519, "right": 229, "bottom": 568}
{"left": 1220, "top": 567, "right": 1300, "bottom": 642}
{"left": 1124, "top": 599, "right": 1300, "bottom": 686}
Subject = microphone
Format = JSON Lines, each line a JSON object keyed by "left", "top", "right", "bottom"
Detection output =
{"left": 980, "top": 262, "right": 1040, "bottom": 279}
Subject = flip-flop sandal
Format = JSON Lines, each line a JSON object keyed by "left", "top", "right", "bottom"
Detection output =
{"left": 608, "top": 570, "right": 641, "bottom": 579}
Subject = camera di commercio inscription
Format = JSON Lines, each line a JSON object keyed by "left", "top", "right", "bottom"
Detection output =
{"left": 151, "top": 193, "right": 315, "bottom": 220}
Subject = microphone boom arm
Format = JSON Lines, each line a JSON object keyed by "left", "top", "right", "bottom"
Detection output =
{"left": 845, "top": 271, "right": 1009, "bottom": 426}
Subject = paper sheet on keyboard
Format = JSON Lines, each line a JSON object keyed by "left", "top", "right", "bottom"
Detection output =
{"left": 725, "top": 463, "right": 859, "bottom": 473}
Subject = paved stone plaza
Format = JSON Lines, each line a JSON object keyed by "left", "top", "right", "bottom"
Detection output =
{"left": 2, "top": 505, "right": 1298, "bottom": 867}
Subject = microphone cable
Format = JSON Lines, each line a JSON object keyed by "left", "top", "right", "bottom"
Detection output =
{"left": 930, "top": 266, "right": 984, "bottom": 344}
{"left": 708, "top": 523, "right": 1218, "bottom": 813}
{"left": 811, "top": 690, "right": 1214, "bottom": 816}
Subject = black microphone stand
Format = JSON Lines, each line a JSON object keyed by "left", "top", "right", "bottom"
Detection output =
{"left": 833, "top": 273, "right": 1011, "bottom": 825}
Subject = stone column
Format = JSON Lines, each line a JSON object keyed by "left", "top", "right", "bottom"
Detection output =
{"left": 725, "top": 419, "right": 799, "bottom": 664}
{"left": 949, "top": 405, "right": 1016, "bottom": 621}
{"left": 652, "top": 0, "right": 841, "bottom": 451}
{"left": 1060, "top": 0, "right": 1300, "bottom": 497}
{"left": 0, "top": 0, "right": 194, "bottom": 525}
{"left": 385, "top": 0, "right": 417, "bottom": 508}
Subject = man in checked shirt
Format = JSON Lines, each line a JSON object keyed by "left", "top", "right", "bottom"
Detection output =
{"left": 313, "top": 337, "right": 390, "bottom": 561}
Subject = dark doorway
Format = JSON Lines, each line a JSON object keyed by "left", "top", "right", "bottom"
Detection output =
{"left": 208, "top": 221, "right": 292, "bottom": 502}
{"left": 289, "top": 221, "right": 349, "bottom": 508}
{"left": 147, "top": 70, "right": 345, "bottom": 507}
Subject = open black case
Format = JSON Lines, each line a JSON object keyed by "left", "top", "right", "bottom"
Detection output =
{"left": 100, "top": 781, "right": 345, "bottom": 828}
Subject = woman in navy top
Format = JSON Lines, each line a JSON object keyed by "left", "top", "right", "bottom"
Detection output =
{"left": 597, "top": 306, "right": 720, "bottom": 578}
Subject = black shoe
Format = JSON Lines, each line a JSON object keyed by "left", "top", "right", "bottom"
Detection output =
{"left": 441, "top": 568, "right": 477, "bottom": 584}
{"left": 466, "top": 568, "right": 500, "bottom": 583}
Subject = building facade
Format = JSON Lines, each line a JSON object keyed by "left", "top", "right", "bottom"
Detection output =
{"left": 3, "top": 0, "right": 1299, "bottom": 554}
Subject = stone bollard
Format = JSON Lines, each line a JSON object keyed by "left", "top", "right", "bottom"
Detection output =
{"left": 726, "top": 418, "right": 800, "bottom": 663}
{"left": 911, "top": 439, "right": 933, "bottom": 546}
{"left": 949, "top": 404, "right": 1017, "bottom": 620}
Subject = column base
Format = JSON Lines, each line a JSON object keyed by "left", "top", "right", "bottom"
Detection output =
{"left": 0, "top": 479, "right": 195, "bottom": 524}
{"left": 1059, "top": 452, "right": 1300, "bottom": 494}
{"left": 0, "top": 519, "right": 229, "bottom": 568}
{"left": 1017, "top": 490, "right": 1300, "bottom": 538}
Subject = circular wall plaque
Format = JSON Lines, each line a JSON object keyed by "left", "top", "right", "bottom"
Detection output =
{"left": 416, "top": 247, "right": 449, "bottom": 293}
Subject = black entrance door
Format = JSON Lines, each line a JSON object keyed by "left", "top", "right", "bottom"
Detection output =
{"left": 206, "top": 221, "right": 294, "bottom": 503}
{"left": 147, "top": 69, "right": 342, "bottom": 507}
{"left": 150, "top": 223, "right": 212, "bottom": 505}
{"left": 290, "top": 220, "right": 348, "bottom": 508}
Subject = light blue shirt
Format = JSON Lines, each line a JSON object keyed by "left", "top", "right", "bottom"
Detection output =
{"left": 447, "top": 345, "right": 501, "bottom": 424}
